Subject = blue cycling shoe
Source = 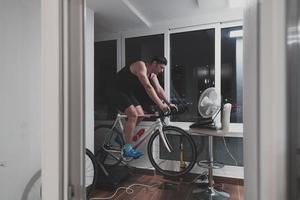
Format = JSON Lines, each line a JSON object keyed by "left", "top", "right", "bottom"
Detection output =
{"left": 122, "top": 144, "right": 144, "bottom": 159}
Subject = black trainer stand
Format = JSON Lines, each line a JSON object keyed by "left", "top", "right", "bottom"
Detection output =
{"left": 95, "top": 164, "right": 131, "bottom": 190}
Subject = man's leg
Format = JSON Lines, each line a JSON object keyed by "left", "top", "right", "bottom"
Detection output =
{"left": 135, "top": 105, "right": 144, "bottom": 124}
{"left": 124, "top": 105, "right": 138, "bottom": 143}
{"left": 122, "top": 105, "right": 144, "bottom": 159}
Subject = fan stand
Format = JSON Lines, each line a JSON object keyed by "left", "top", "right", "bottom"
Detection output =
{"left": 190, "top": 107, "right": 222, "bottom": 130}
{"left": 192, "top": 135, "right": 230, "bottom": 200}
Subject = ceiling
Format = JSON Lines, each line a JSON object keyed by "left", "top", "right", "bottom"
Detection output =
{"left": 87, "top": 0, "right": 245, "bottom": 36}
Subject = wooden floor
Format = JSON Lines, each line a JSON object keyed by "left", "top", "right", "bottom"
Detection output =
{"left": 90, "top": 171, "right": 244, "bottom": 200}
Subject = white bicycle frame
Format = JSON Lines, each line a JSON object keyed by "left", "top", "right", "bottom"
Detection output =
{"left": 109, "top": 113, "right": 172, "bottom": 153}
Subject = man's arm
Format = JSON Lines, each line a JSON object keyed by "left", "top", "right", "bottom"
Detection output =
{"left": 150, "top": 74, "right": 177, "bottom": 110}
{"left": 149, "top": 74, "right": 170, "bottom": 105}
{"left": 132, "top": 61, "right": 168, "bottom": 110}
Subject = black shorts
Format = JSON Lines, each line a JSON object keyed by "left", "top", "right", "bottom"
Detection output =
{"left": 111, "top": 91, "right": 141, "bottom": 112}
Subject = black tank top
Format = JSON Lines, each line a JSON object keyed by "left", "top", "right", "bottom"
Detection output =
{"left": 114, "top": 64, "right": 156, "bottom": 106}
{"left": 115, "top": 65, "right": 144, "bottom": 92}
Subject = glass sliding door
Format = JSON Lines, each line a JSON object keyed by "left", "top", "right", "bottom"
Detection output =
{"left": 170, "top": 29, "right": 215, "bottom": 122}
{"left": 286, "top": 0, "right": 300, "bottom": 198}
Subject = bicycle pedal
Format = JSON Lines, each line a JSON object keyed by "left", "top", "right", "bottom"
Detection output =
{"left": 120, "top": 152, "right": 134, "bottom": 162}
{"left": 103, "top": 145, "right": 121, "bottom": 151}
{"left": 103, "top": 144, "right": 111, "bottom": 149}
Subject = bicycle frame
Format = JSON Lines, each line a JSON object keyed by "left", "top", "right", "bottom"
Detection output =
{"left": 105, "top": 113, "right": 172, "bottom": 153}
{"left": 98, "top": 110, "right": 197, "bottom": 178}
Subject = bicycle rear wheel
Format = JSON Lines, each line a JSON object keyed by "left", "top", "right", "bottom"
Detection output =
{"left": 21, "top": 170, "right": 42, "bottom": 200}
{"left": 147, "top": 126, "right": 197, "bottom": 177}
{"left": 94, "top": 125, "right": 124, "bottom": 167}
{"left": 21, "top": 150, "right": 97, "bottom": 200}
{"left": 85, "top": 149, "right": 97, "bottom": 198}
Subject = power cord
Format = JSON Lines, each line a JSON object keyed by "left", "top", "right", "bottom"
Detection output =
{"left": 222, "top": 136, "right": 238, "bottom": 166}
{"left": 89, "top": 168, "right": 206, "bottom": 200}
{"left": 222, "top": 137, "right": 241, "bottom": 198}
{"left": 89, "top": 183, "right": 161, "bottom": 200}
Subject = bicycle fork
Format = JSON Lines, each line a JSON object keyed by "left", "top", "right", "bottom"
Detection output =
{"left": 157, "top": 125, "right": 173, "bottom": 153}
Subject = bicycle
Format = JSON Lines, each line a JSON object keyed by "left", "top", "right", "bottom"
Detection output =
{"left": 94, "top": 106, "right": 197, "bottom": 177}
{"left": 21, "top": 148, "right": 97, "bottom": 200}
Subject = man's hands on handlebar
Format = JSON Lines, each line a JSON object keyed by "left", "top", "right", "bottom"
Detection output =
{"left": 169, "top": 103, "right": 178, "bottom": 112}
{"left": 158, "top": 102, "right": 179, "bottom": 114}
{"left": 147, "top": 103, "right": 186, "bottom": 118}
{"left": 158, "top": 103, "right": 170, "bottom": 113}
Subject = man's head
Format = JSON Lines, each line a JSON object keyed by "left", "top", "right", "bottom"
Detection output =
{"left": 149, "top": 56, "right": 168, "bottom": 74}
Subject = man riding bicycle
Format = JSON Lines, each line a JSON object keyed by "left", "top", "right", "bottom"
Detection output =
{"left": 110, "top": 56, "right": 177, "bottom": 159}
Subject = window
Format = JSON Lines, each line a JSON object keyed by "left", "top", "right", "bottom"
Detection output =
{"left": 125, "top": 34, "right": 164, "bottom": 66}
{"left": 221, "top": 26, "right": 243, "bottom": 123}
{"left": 94, "top": 40, "right": 117, "bottom": 120}
{"left": 170, "top": 29, "right": 215, "bottom": 122}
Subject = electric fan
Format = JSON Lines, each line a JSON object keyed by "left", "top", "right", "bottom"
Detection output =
{"left": 190, "top": 87, "right": 222, "bottom": 129}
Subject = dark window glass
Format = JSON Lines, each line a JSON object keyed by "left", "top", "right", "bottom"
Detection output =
{"left": 94, "top": 40, "right": 117, "bottom": 120}
{"left": 170, "top": 29, "right": 215, "bottom": 122}
{"left": 221, "top": 26, "right": 243, "bottom": 123}
{"left": 125, "top": 34, "right": 164, "bottom": 66}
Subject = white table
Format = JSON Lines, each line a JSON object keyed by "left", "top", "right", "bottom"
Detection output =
{"left": 186, "top": 124, "right": 243, "bottom": 199}
{"left": 189, "top": 123, "right": 243, "bottom": 138}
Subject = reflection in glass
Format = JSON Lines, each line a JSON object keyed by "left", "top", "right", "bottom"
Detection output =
{"left": 170, "top": 29, "right": 215, "bottom": 122}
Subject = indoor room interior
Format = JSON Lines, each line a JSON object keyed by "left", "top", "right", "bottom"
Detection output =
{"left": 1, "top": 0, "right": 299, "bottom": 200}
{"left": 85, "top": 0, "right": 245, "bottom": 199}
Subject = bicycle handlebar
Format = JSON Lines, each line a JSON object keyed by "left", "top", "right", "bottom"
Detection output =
{"left": 143, "top": 104, "right": 188, "bottom": 119}
{"left": 114, "top": 104, "right": 188, "bottom": 120}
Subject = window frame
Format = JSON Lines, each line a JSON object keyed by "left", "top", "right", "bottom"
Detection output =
{"left": 220, "top": 21, "right": 243, "bottom": 127}
{"left": 97, "top": 21, "right": 244, "bottom": 128}
{"left": 168, "top": 21, "right": 243, "bottom": 129}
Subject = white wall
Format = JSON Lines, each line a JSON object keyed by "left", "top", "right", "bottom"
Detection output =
{"left": 0, "top": 0, "right": 41, "bottom": 199}
{"left": 85, "top": 7, "right": 95, "bottom": 152}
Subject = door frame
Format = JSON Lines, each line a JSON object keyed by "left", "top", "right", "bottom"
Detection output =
{"left": 41, "top": 0, "right": 85, "bottom": 199}
{"left": 244, "top": 0, "right": 287, "bottom": 199}
{"left": 41, "top": 0, "right": 288, "bottom": 199}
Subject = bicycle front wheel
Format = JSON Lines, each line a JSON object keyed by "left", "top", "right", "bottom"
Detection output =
{"left": 147, "top": 126, "right": 197, "bottom": 177}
